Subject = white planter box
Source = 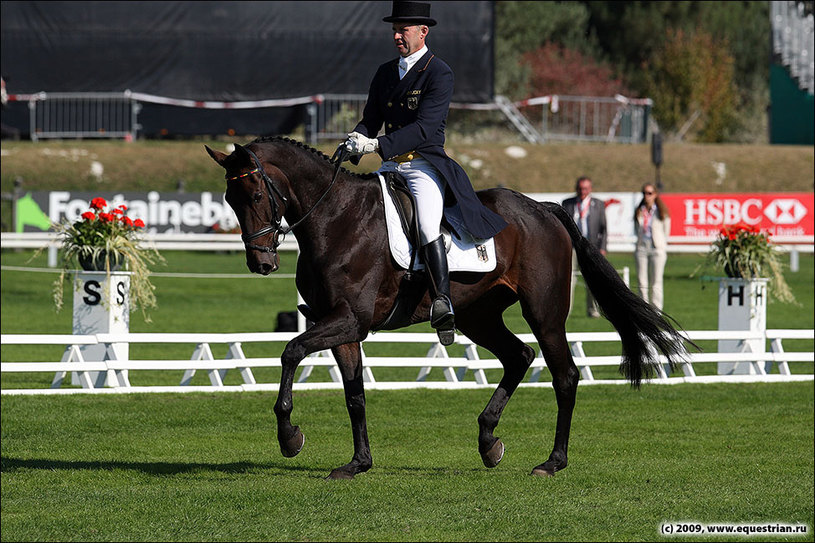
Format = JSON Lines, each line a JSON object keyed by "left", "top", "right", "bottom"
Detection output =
{"left": 717, "top": 278, "right": 768, "bottom": 375}
{"left": 71, "top": 271, "right": 131, "bottom": 387}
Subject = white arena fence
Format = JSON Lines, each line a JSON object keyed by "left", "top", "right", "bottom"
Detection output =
{"left": 3, "top": 231, "right": 814, "bottom": 256}
{"left": 1, "top": 329, "right": 812, "bottom": 395}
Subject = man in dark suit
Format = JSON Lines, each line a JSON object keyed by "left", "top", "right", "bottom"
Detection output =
{"left": 562, "top": 175, "right": 607, "bottom": 318}
{"left": 344, "top": 1, "right": 507, "bottom": 345}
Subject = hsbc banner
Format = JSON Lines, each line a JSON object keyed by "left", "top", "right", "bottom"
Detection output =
{"left": 528, "top": 192, "right": 813, "bottom": 246}
{"left": 661, "top": 193, "right": 814, "bottom": 239}
{"left": 19, "top": 191, "right": 238, "bottom": 233}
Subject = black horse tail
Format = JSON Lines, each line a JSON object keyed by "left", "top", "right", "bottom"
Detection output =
{"left": 544, "top": 202, "right": 694, "bottom": 387}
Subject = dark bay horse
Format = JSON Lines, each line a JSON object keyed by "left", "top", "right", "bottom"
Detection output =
{"left": 206, "top": 136, "right": 691, "bottom": 480}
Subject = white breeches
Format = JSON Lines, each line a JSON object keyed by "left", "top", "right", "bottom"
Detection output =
{"left": 380, "top": 157, "right": 446, "bottom": 246}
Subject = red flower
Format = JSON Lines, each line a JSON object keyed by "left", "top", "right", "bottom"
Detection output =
{"left": 118, "top": 204, "right": 128, "bottom": 212}
{"left": 98, "top": 212, "right": 114, "bottom": 222}
{"left": 123, "top": 216, "right": 134, "bottom": 227}
{"left": 90, "top": 197, "right": 107, "bottom": 210}
{"left": 112, "top": 208, "right": 124, "bottom": 215}
{"left": 133, "top": 219, "right": 145, "bottom": 228}
{"left": 81, "top": 211, "right": 96, "bottom": 221}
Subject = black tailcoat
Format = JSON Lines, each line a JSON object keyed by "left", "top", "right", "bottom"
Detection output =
{"left": 353, "top": 50, "right": 508, "bottom": 240}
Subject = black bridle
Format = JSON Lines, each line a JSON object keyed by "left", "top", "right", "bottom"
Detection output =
{"left": 227, "top": 144, "right": 350, "bottom": 253}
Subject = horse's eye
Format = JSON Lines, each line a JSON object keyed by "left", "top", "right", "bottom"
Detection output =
{"left": 253, "top": 191, "right": 263, "bottom": 203}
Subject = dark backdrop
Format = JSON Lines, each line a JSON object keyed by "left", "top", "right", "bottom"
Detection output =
{"left": 1, "top": 1, "right": 494, "bottom": 137}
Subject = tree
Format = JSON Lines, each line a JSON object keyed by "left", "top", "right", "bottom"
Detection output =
{"left": 495, "top": 1, "right": 600, "bottom": 99}
{"left": 522, "top": 42, "right": 631, "bottom": 97}
{"left": 642, "top": 29, "right": 739, "bottom": 142}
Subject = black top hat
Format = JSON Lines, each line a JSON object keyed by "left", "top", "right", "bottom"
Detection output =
{"left": 383, "top": 1, "right": 437, "bottom": 26}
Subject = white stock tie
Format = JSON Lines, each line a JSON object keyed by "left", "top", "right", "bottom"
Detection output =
{"left": 398, "top": 57, "right": 408, "bottom": 80}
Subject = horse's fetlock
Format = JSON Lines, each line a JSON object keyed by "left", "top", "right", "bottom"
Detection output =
{"left": 477, "top": 412, "right": 498, "bottom": 432}
{"left": 274, "top": 400, "right": 292, "bottom": 417}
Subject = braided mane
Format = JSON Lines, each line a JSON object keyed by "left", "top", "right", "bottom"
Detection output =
{"left": 251, "top": 136, "right": 376, "bottom": 180}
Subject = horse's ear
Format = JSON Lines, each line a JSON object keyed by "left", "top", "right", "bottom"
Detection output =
{"left": 205, "top": 145, "right": 229, "bottom": 167}
{"left": 233, "top": 144, "right": 252, "bottom": 160}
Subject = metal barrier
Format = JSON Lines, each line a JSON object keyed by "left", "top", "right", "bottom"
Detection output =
{"left": 315, "top": 93, "right": 652, "bottom": 144}
{"left": 1, "top": 329, "right": 812, "bottom": 395}
{"left": 27, "top": 92, "right": 140, "bottom": 141}
{"left": 13, "top": 91, "right": 652, "bottom": 144}
{"left": 537, "top": 95, "right": 650, "bottom": 143}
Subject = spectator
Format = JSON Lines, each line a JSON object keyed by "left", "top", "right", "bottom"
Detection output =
{"left": 633, "top": 182, "right": 670, "bottom": 310}
{"left": 562, "top": 176, "right": 606, "bottom": 318}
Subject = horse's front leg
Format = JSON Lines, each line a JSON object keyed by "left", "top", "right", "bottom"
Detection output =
{"left": 273, "top": 304, "right": 364, "bottom": 461}
{"left": 326, "top": 342, "right": 372, "bottom": 480}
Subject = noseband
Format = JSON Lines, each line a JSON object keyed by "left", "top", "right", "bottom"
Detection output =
{"left": 226, "top": 145, "right": 349, "bottom": 254}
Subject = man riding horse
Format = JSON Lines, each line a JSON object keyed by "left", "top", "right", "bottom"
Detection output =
{"left": 344, "top": 1, "right": 508, "bottom": 346}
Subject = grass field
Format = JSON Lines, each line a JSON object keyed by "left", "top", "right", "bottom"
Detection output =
{"left": 1, "top": 249, "right": 813, "bottom": 541}
{"left": 1, "top": 384, "right": 813, "bottom": 542}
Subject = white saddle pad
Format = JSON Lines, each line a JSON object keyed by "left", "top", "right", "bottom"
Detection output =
{"left": 377, "top": 173, "right": 497, "bottom": 272}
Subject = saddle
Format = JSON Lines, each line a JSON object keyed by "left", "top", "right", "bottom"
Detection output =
{"left": 383, "top": 171, "right": 421, "bottom": 272}
{"left": 373, "top": 171, "right": 431, "bottom": 331}
{"left": 383, "top": 171, "right": 453, "bottom": 274}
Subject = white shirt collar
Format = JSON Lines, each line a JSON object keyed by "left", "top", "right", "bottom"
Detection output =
{"left": 399, "top": 45, "right": 428, "bottom": 78}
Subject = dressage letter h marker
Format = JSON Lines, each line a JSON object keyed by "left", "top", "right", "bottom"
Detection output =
{"left": 727, "top": 285, "right": 744, "bottom": 306}
{"left": 717, "top": 278, "right": 768, "bottom": 375}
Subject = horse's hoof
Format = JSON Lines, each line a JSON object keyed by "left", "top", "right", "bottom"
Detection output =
{"left": 326, "top": 468, "right": 355, "bottom": 480}
{"left": 481, "top": 439, "right": 505, "bottom": 468}
{"left": 530, "top": 466, "right": 555, "bottom": 477}
{"left": 280, "top": 427, "right": 305, "bottom": 458}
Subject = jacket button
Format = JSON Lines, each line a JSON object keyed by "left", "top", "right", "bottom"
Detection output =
{"left": 387, "top": 102, "right": 392, "bottom": 107}
{"left": 387, "top": 123, "right": 392, "bottom": 128}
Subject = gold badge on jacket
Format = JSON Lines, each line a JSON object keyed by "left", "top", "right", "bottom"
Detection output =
{"left": 407, "top": 89, "right": 421, "bottom": 110}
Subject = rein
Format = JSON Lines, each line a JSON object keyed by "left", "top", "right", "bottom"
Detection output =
{"left": 229, "top": 144, "right": 349, "bottom": 253}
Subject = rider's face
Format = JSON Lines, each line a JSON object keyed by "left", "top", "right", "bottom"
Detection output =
{"left": 393, "top": 23, "right": 427, "bottom": 57}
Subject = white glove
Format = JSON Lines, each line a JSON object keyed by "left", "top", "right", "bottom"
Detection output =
{"left": 345, "top": 131, "right": 379, "bottom": 155}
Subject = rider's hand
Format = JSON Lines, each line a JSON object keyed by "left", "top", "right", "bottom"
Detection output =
{"left": 345, "top": 132, "right": 379, "bottom": 155}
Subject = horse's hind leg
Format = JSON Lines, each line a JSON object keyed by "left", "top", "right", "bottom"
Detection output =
{"left": 530, "top": 326, "right": 579, "bottom": 476}
{"left": 457, "top": 302, "right": 536, "bottom": 469}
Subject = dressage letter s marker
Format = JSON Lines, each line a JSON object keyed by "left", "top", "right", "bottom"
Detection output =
{"left": 116, "top": 281, "right": 126, "bottom": 305}
{"left": 83, "top": 280, "right": 102, "bottom": 305}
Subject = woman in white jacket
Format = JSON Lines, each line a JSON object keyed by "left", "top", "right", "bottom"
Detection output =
{"left": 634, "top": 182, "right": 671, "bottom": 310}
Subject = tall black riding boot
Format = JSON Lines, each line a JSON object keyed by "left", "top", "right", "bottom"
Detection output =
{"left": 421, "top": 235, "right": 455, "bottom": 345}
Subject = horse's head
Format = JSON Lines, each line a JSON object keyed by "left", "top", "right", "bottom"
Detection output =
{"left": 205, "top": 143, "right": 289, "bottom": 275}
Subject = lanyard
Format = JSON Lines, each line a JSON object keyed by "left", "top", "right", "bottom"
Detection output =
{"left": 642, "top": 206, "right": 654, "bottom": 231}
